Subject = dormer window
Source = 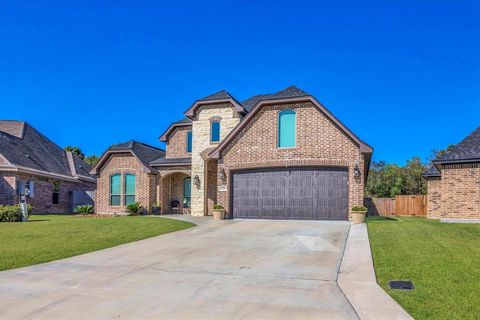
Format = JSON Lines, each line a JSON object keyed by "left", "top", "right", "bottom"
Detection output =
{"left": 186, "top": 130, "right": 192, "bottom": 153}
{"left": 211, "top": 121, "right": 220, "bottom": 143}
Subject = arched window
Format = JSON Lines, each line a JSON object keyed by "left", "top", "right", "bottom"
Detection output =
{"left": 124, "top": 174, "right": 136, "bottom": 206}
{"left": 110, "top": 174, "right": 121, "bottom": 206}
{"left": 278, "top": 109, "right": 296, "bottom": 148}
{"left": 186, "top": 130, "right": 192, "bottom": 153}
{"left": 183, "top": 177, "right": 191, "bottom": 208}
{"left": 211, "top": 121, "right": 220, "bottom": 142}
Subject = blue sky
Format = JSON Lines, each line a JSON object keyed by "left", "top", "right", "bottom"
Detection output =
{"left": 1, "top": 0, "right": 479, "bottom": 165}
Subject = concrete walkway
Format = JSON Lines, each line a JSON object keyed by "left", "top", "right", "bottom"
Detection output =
{"left": 338, "top": 224, "right": 413, "bottom": 320}
{"left": 1, "top": 218, "right": 357, "bottom": 320}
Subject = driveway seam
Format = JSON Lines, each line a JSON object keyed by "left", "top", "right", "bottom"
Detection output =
{"left": 337, "top": 224, "right": 413, "bottom": 320}
{"left": 335, "top": 223, "right": 361, "bottom": 319}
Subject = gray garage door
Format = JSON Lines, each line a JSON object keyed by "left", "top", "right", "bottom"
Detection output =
{"left": 232, "top": 168, "right": 348, "bottom": 220}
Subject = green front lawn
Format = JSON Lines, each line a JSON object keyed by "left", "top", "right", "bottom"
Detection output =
{"left": 0, "top": 215, "right": 195, "bottom": 271}
{"left": 367, "top": 216, "right": 480, "bottom": 320}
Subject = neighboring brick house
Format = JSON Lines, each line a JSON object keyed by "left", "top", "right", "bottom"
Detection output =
{"left": 92, "top": 86, "right": 373, "bottom": 220}
{"left": 423, "top": 127, "right": 480, "bottom": 220}
{"left": 0, "top": 120, "right": 96, "bottom": 213}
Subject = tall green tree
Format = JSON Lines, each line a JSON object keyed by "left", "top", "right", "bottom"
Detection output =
{"left": 64, "top": 146, "right": 85, "bottom": 159}
{"left": 366, "top": 156, "right": 427, "bottom": 197}
{"left": 84, "top": 155, "right": 99, "bottom": 167}
{"left": 64, "top": 146, "right": 99, "bottom": 167}
{"left": 403, "top": 156, "right": 427, "bottom": 195}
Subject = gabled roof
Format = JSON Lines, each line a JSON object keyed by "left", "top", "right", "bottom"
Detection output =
{"left": 433, "top": 127, "right": 480, "bottom": 164}
{"left": 184, "top": 89, "right": 246, "bottom": 119}
{"left": 159, "top": 118, "right": 192, "bottom": 142}
{"left": 199, "top": 90, "right": 235, "bottom": 101}
{"left": 422, "top": 164, "right": 441, "bottom": 178}
{"left": 265, "top": 85, "right": 310, "bottom": 100}
{"left": 241, "top": 94, "right": 273, "bottom": 111}
{"left": 91, "top": 140, "right": 165, "bottom": 174}
{"left": 0, "top": 120, "right": 94, "bottom": 182}
{"left": 208, "top": 86, "right": 373, "bottom": 159}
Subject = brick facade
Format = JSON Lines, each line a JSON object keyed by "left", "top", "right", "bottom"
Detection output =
{"left": 217, "top": 102, "right": 366, "bottom": 218}
{"left": 426, "top": 164, "right": 480, "bottom": 219}
{"left": 95, "top": 89, "right": 371, "bottom": 220}
{"left": 426, "top": 178, "right": 441, "bottom": 218}
{"left": 0, "top": 173, "right": 16, "bottom": 205}
{"left": 0, "top": 172, "right": 95, "bottom": 214}
{"left": 159, "top": 172, "right": 191, "bottom": 214}
{"left": 165, "top": 126, "right": 192, "bottom": 159}
{"left": 205, "top": 159, "right": 218, "bottom": 215}
{"left": 95, "top": 153, "right": 156, "bottom": 214}
{"left": 440, "top": 164, "right": 480, "bottom": 219}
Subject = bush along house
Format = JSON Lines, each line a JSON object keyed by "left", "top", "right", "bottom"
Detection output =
{"left": 91, "top": 86, "right": 373, "bottom": 220}
{"left": 0, "top": 121, "right": 96, "bottom": 213}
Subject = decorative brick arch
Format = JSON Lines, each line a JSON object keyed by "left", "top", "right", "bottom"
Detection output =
{"left": 209, "top": 116, "right": 222, "bottom": 123}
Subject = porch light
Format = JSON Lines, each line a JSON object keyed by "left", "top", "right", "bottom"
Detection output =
{"left": 219, "top": 167, "right": 226, "bottom": 183}
{"left": 194, "top": 175, "right": 201, "bottom": 188}
{"left": 354, "top": 163, "right": 361, "bottom": 178}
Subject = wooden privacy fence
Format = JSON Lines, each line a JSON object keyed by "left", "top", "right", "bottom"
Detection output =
{"left": 365, "top": 195, "right": 426, "bottom": 217}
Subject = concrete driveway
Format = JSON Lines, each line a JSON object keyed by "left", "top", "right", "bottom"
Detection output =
{"left": 0, "top": 217, "right": 357, "bottom": 320}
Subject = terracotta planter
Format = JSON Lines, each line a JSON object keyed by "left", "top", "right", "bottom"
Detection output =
{"left": 351, "top": 211, "right": 367, "bottom": 224}
{"left": 212, "top": 209, "right": 225, "bottom": 220}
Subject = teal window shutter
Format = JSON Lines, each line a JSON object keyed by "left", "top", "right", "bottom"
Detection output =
{"left": 186, "top": 131, "right": 192, "bottom": 153}
{"left": 211, "top": 122, "right": 220, "bottom": 142}
{"left": 278, "top": 110, "right": 296, "bottom": 148}
{"left": 110, "top": 174, "right": 121, "bottom": 206}
{"left": 124, "top": 174, "right": 136, "bottom": 206}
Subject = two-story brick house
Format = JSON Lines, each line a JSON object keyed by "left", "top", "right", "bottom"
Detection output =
{"left": 91, "top": 86, "right": 373, "bottom": 220}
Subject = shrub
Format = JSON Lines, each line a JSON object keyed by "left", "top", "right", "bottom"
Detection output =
{"left": 75, "top": 204, "right": 94, "bottom": 214}
{"left": 352, "top": 205, "right": 368, "bottom": 212}
{"left": 0, "top": 205, "right": 22, "bottom": 222}
{"left": 213, "top": 204, "right": 224, "bottom": 210}
{"left": 126, "top": 202, "right": 143, "bottom": 216}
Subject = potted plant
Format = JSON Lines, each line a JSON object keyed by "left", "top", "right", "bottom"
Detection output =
{"left": 351, "top": 205, "right": 368, "bottom": 224}
{"left": 212, "top": 204, "right": 225, "bottom": 220}
{"left": 151, "top": 203, "right": 161, "bottom": 215}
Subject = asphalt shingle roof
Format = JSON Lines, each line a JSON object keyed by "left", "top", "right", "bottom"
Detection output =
{"left": 170, "top": 118, "right": 192, "bottom": 125}
{"left": 0, "top": 120, "right": 93, "bottom": 179}
{"left": 435, "top": 127, "right": 480, "bottom": 162}
{"left": 199, "top": 90, "right": 234, "bottom": 101}
{"left": 107, "top": 140, "right": 165, "bottom": 170}
{"left": 241, "top": 94, "right": 273, "bottom": 111}
{"left": 239, "top": 86, "right": 310, "bottom": 111}
{"left": 266, "top": 85, "right": 310, "bottom": 100}
{"left": 166, "top": 85, "right": 313, "bottom": 138}
{"left": 149, "top": 157, "right": 191, "bottom": 165}
{"left": 423, "top": 165, "right": 441, "bottom": 177}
